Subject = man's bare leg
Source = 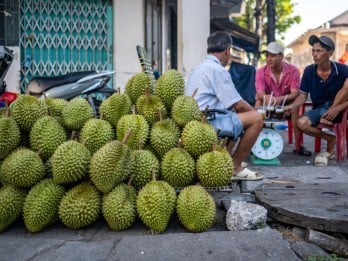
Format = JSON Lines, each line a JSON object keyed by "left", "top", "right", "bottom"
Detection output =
{"left": 297, "top": 116, "right": 336, "bottom": 154}
{"left": 232, "top": 110, "right": 263, "bottom": 173}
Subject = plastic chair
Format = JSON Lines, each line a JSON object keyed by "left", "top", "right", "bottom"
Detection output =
{"left": 288, "top": 102, "right": 312, "bottom": 145}
{"left": 313, "top": 107, "right": 348, "bottom": 162}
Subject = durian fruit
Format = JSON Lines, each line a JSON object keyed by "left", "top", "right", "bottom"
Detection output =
{"left": 79, "top": 118, "right": 114, "bottom": 154}
{"left": 61, "top": 97, "right": 93, "bottom": 130}
{"left": 58, "top": 182, "right": 101, "bottom": 229}
{"left": 89, "top": 136, "right": 131, "bottom": 193}
{"left": 98, "top": 89, "right": 132, "bottom": 128}
{"left": 0, "top": 148, "right": 45, "bottom": 188}
{"left": 30, "top": 116, "right": 67, "bottom": 160}
{"left": 196, "top": 147, "right": 233, "bottom": 187}
{"left": 136, "top": 176, "right": 176, "bottom": 233}
{"left": 23, "top": 178, "right": 65, "bottom": 233}
{"left": 0, "top": 185, "right": 27, "bottom": 232}
{"left": 181, "top": 120, "right": 218, "bottom": 159}
{"left": 0, "top": 103, "right": 21, "bottom": 159}
{"left": 11, "top": 94, "right": 48, "bottom": 131}
{"left": 161, "top": 146, "right": 195, "bottom": 187}
{"left": 125, "top": 72, "right": 152, "bottom": 104}
{"left": 176, "top": 185, "right": 216, "bottom": 232}
{"left": 128, "top": 145, "right": 160, "bottom": 190}
{"left": 102, "top": 182, "right": 136, "bottom": 231}
{"left": 116, "top": 114, "right": 149, "bottom": 150}
{"left": 171, "top": 93, "right": 202, "bottom": 128}
{"left": 149, "top": 115, "right": 180, "bottom": 159}
{"left": 155, "top": 69, "right": 185, "bottom": 111}
{"left": 135, "top": 89, "right": 167, "bottom": 126}
{"left": 51, "top": 140, "right": 91, "bottom": 185}
{"left": 45, "top": 98, "right": 68, "bottom": 124}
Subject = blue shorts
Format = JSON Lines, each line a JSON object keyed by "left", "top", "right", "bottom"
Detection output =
{"left": 207, "top": 109, "right": 244, "bottom": 141}
{"left": 304, "top": 102, "right": 342, "bottom": 126}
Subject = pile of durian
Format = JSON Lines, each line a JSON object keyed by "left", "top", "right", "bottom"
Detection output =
{"left": 0, "top": 69, "right": 234, "bottom": 234}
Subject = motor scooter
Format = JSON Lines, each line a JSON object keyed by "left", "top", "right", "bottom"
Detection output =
{"left": 26, "top": 70, "right": 116, "bottom": 115}
{"left": 0, "top": 46, "right": 18, "bottom": 107}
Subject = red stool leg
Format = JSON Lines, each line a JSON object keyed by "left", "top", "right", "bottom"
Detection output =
{"left": 287, "top": 119, "right": 293, "bottom": 144}
{"left": 315, "top": 137, "right": 321, "bottom": 153}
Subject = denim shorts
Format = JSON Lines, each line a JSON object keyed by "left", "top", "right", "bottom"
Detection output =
{"left": 304, "top": 102, "right": 342, "bottom": 126}
{"left": 207, "top": 109, "right": 244, "bottom": 140}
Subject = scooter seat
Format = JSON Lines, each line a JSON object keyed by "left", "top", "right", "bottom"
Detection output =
{"left": 27, "top": 71, "right": 97, "bottom": 95}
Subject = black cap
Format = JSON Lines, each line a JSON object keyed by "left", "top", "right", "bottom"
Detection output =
{"left": 308, "top": 35, "right": 335, "bottom": 51}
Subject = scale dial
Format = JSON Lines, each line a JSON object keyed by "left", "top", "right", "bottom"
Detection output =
{"left": 251, "top": 128, "right": 284, "bottom": 160}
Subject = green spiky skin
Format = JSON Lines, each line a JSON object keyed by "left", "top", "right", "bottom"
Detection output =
{"left": 45, "top": 98, "right": 68, "bottom": 124}
{"left": 23, "top": 178, "right": 65, "bottom": 233}
{"left": 155, "top": 69, "right": 185, "bottom": 111}
{"left": 0, "top": 185, "right": 27, "bottom": 232}
{"left": 136, "top": 180, "right": 176, "bottom": 233}
{"left": 135, "top": 93, "right": 167, "bottom": 126}
{"left": 99, "top": 92, "right": 132, "bottom": 128}
{"left": 51, "top": 141, "right": 91, "bottom": 185}
{"left": 116, "top": 114, "right": 149, "bottom": 150}
{"left": 89, "top": 140, "right": 131, "bottom": 193}
{"left": 149, "top": 118, "right": 180, "bottom": 158}
{"left": 58, "top": 182, "right": 101, "bottom": 229}
{"left": 0, "top": 116, "right": 21, "bottom": 159}
{"left": 30, "top": 116, "right": 67, "bottom": 160}
{"left": 161, "top": 148, "right": 196, "bottom": 187}
{"left": 176, "top": 185, "right": 216, "bottom": 232}
{"left": 129, "top": 150, "right": 160, "bottom": 190}
{"left": 102, "top": 183, "right": 136, "bottom": 231}
{"left": 79, "top": 118, "right": 114, "bottom": 154}
{"left": 11, "top": 94, "right": 48, "bottom": 131}
{"left": 0, "top": 148, "right": 45, "bottom": 188}
{"left": 171, "top": 95, "right": 202, "bottom": 127}
{"left": 181, "top": 120, "right": 218, "bottom": 159}
{"left": 125, "top": 72, "right": 152, "bottom": 104}
{"left": 61, "top": 97, "right": 93, "bottom": 130}
{"left": 196, "top": 149, "right": 233, "bottom": 187}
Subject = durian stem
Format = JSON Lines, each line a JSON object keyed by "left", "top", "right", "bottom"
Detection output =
{"left": 158, "top": 108, "right": 163, "bottom": 122}
{"left": 137, "top": 139, "right": 144, "bottom": 150}
{"left": 177, "top": 138, "right": 183, "bottom": 149}
{"left": 127, "top": 175, "right": 134, "bottom": 186}
{"left": 43, "top": 92, "right": 48, "bottom": 100}
{"left": 192, "top": 88, "right": 198, "bottom": 98}
{"left": 121, "top": 129, "right": 132, "bottom": 144}
{"left": 36, "top": 148, "right": 43, "bottom": 156}
{"left": 131, "top": 105, "right": 137, "bottom": 115}
{"left": 4, "top": 98, "right": 10, "bottom": 117}
{"left": 99, "top": 111, "right": 104, "bottom": 120}
{"left": 70, "top": 130, "right": 78, "bottom": 140}
{"left": 151, "top": 169, "right": 157, "bottom": 181}
{"left": 117, "top": 87, "right": 121, "bottom": 93}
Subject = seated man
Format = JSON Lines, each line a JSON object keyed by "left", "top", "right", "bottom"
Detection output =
{"left": 185, "top": 31, "right": 264, "bottom": 181}
{"left": 284, "top": 35, "right": 348, "bottom": 165}
{"left": 255, "top": 42, "right": 305, "bottom": 154}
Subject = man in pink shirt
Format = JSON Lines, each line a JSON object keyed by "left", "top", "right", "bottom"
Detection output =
{"left": 255, "top": 42, "right": 310, "bottom": 156}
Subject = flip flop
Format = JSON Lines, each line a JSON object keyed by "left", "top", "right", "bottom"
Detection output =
{"left": 293, "top": 146, "right": 312, "bottom": 156}
{"left": 241, "top": 161, "right": 248, "bottom": 168}
{"left": 315, "top": 152, "right": 336, "bottom": 167}
{"left": 231, "top": 168, "right": 264, "bottom": 181}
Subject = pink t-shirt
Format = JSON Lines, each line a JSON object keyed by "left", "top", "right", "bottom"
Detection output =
{"left": 255, "top": 62, "right": 300, "bottom": 96}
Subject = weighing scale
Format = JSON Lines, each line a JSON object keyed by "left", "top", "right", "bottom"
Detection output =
{"left": 251, "top": 126, "right": 284, "bottom": 165}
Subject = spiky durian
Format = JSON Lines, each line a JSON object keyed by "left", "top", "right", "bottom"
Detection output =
{"left": 98, "top": 90, "right": 132, "bottom": 128}
{"left": 0, "top": 185, "right": 27, "bottom": 232}
{"left": 79, "top": 118, "right": 114, "bottom": 154}
{"left": 0, "top": 106, "right": 20, "bottom": 159}
{"left": 30, "top": 116, "right": 67, "bottom": 160}
{"left": 61, "top": 97, "right": 93, "bottom": 130}
{"left": 181, "top": 120, "right": 218, "bottom": 159}
{"left": 136, "top": 178, "right": 176, "bottom": 233}
{"left": 196, "top": 148, "right": 233, "bottom": 187}
{"left": 116, "top": 114, "right": 149, "bottom": 150}
{"left": 125, "top": 72, "right": 152, "bottom": 104}
{"left": 45, "top": 98, "right": 68, "bottom": 124}
{"left": 58, "top": 182, "right": 101, "bottom": 229}
{"left": 155, "top": 69, "right": 185, "bottom": 111}
{"left": 102, "top": 183, "right": 136, "bottom": 231}
{"left": 89, "top": 139, "right": 131, "bottom": 193}
{"left": 23, "top": 178, "right": 65, "bottom": 233}
{"left": 0, "top": 148, "right": 45, "bottom": 188}
{"left": 171, "top": 95, "right": 202, "bottom": 127}
{"left": 51, "top": 140, "right": 91, "bottom": 185}
{"left": 161, "top": 147, "right": 196, "bottom": 187}
{"left": 11, "top": 94, "right": 48, "bottom": 131}
{"left": 176, "top": 185, "right": 216, "bottom": 232}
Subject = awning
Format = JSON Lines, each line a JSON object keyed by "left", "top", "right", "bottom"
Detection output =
{"left": 210, "top": 18, "right": 260, "bottom": 53}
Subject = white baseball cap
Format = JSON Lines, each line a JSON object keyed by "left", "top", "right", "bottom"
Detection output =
{"left": 263, "top": 42, "right": 284, "bottom": 54}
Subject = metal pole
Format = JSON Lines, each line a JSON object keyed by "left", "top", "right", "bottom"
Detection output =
{"left": 266, "top": 0, "right": 276, "bottom": 43}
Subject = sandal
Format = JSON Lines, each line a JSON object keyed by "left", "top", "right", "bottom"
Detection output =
{"left": 293, "top": 146, "right": 312, "bottom": 156}
{"left": 315, "top": 152, "right": 336, "bottom": 167}
{"left": 231, "top": 168, "right": 264, "bottom": 181}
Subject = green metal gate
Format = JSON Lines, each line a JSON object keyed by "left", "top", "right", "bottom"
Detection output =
{"left": 19, "top": 0, "right": 113, "bottom": 93}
